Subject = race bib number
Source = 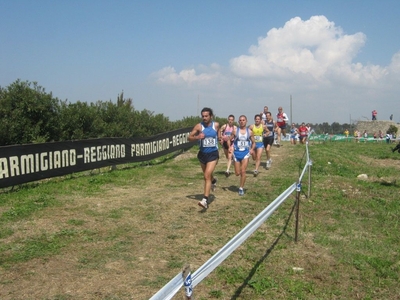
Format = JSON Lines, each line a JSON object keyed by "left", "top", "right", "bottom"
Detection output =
{"left": 237, "top": 140, "right": 249, "bottom": 151}
{"left": 254, "top": 135, "right": 262, "bottom": 142}
{"left": 202, "top": 137, "right": 216, "bottom": 147}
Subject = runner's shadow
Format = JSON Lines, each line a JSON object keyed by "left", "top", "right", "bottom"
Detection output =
{"left": 215, "top": 170, "right": 229, "bottom": 176}
{"left": 231, "top": 200, "right": 296, "bottom": 299}
{"left": 186, "top": 194, "right": 205, "bottom": 201}
{"left": 221, "top": 185, "right": 242, "bottom": 193}
{"left": 186, "top": 194, "right": 216, "bottom": 212}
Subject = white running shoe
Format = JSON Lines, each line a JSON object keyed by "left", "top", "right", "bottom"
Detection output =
{"left": 253, "top": 170, "right": 258, "bottom": 177}
{"left": 266, "top": 159, "right": 271, "bottom": 169}
{"left": 198, "top": 198, "right": 208, "bottom": 209}
{"left": 238, "top": 188, "right": 244, "bottom": 196}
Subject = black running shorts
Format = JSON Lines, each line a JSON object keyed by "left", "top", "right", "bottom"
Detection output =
{"left": 263, "top": 136, "right": 274, "bottom": 147}
{"left": 197, "top": 150, "right": 219, "bottom": 164}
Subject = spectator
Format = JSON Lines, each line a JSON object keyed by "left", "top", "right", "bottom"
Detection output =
{"left": 386, "top": 132, "right": 392, "bottom": 144}
{"left": 379, "top": 130, "right": 384, "bottom": 140}
{"left": 353, "top": 130, "right": 359, "bottom": 142}
{"left": 372, "top": 109, "right": 377, "bottom": 120}
{"left": 306, "top": 123, "right": 312, "bottom": 135}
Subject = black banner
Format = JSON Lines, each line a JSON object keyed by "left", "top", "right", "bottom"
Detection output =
{"left": 0, "top": 127, "right": 196, "bottom": 188}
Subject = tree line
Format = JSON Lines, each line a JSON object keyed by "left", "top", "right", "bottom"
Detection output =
{"left": 0, "top": 80, "right": 203, "bottom": 146}
{"left": 2, "top": 79, "right": 387, "bottom": 146}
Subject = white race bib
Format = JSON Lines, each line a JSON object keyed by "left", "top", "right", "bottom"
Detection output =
{"left": 237, "top": 140, "right": 249, "bottom": 151}
{"left": 202, "top": 137, "right": 216, "bottom": 147}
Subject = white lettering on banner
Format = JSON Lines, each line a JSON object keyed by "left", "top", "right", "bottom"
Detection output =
{"left": 130, "top": 132, "right": 191, "bottom": 157}
{"left": 172, "top": 132, "right": 189, "bottom": 147}
{"left": 0, "top": 133, "right": 193, "bottom": 183}
{"left": 83, "top": 144, "right": 125, "bottom": 163}
{"left": 0, "top": 149, "right": 77, "bottom": 179}
{"left": 131, "top": 138, "right": 170, "bottom": 157}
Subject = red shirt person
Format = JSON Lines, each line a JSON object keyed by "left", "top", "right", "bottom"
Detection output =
{"left": 372, "top": 110, "right": 377, "bottom": 120}
{"left": 298, "top": 122, "right": 308, "bottom": 144}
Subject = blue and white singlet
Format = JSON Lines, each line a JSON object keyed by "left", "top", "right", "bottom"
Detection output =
{"left": 234, "top": 127, "right": 251, "bottom": 152}
{"left": 199, "top": 121, "right": 218, "bottom": 153}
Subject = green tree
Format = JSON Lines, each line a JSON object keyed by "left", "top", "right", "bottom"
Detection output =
{"left": 387, "top": 125, "right": 398, "bottom": 135}
{"left": 331, "top": 122, "right": 342, "bottom": 134}
{"left": 321, "top": 122, "right": 330, "bottom": 134}
{"left": 0, "top": 80, "right": 61, "bottom": 145}
{"left": 58, "top": 101, "right": 101, "bottom": 140}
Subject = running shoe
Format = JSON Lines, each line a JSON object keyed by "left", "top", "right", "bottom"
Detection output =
{"left": 211, "top": 178, "right": 217, "bottom": 191}
{"left": 238, "top": 188, "right": 244, "bottom": 196}
{"left": 198, "top": 198, "right": 208, "bottom": 209}
{"left": 253, "top": 170, "right": 258, "bottom": 177}
{"left": 225, "top": 171, "right": 230, "bottom": 178}
{"left": 266, "top": 160, "right": 271, "bottom": 170}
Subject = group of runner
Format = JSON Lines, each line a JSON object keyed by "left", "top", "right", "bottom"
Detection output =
{"left": 289, "top": 122, "right": 312, "bottom": 145}
{"left": 188, "top": 106, "right": 292, "bottom": 209}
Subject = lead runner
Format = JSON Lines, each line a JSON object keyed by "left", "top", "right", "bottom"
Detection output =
{"left": 188, "top": 107, "right": 220, "bottom": 209}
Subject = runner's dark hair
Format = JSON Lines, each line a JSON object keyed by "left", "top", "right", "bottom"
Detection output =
{"left": 201, "top": 107, "right": 214, "bottom": 117}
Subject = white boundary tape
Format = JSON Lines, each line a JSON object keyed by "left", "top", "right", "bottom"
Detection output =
{"left": 150, "top": 140, "right": 312, "bottom": 299}
{"left": 150, "top": 183, "right": 297, "bottom": 300}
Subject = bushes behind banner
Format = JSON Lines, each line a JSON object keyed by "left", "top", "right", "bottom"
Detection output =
{"left": 0, "top": 80, "right": 204, "bottom": 146}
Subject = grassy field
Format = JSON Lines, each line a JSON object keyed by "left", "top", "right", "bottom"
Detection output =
{"left": 0, "top": 141, "right": 399, "bottom": 299}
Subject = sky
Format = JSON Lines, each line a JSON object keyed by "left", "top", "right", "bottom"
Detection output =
{"left": 1, "top": 0, "right": 400, "bottom": 125}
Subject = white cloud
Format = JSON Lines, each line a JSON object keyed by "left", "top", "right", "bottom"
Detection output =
{"left": 388, "top": 52, "right": 400, "bottom": 74}
{"left": 151, "top": 65, "right": 221, "bottom": 86}
{"left": 149, "top": 15, "right": 400, "bottom": 123}
{"left": 229, "top": 15, "right": 384, "bottom": 85}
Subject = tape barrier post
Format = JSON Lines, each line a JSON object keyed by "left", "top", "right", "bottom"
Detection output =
{"left": 295, "top": 182, "right": 301, "bottom": 243}
{"left": 182, "top": 264, "right": 193, "bottom": 299}
{"left": 307, "top": 159, "right": 313, "bottom": 199}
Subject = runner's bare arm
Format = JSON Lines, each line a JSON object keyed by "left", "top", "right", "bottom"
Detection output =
{"left": 250, "top": 132, "right": 256, "bottom": 152}
{"left": 263, "top": 125, "right": 269, "bottom": 136}
{"left": 227, "top": 129, "right": 236, "bottom": 148}
{"left": 188, "top": 124, "right": 203, "bottom": 141}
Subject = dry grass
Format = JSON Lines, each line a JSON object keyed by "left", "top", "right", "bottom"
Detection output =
{"left": 1, "top": 142, "right": 399, "bottom": 299}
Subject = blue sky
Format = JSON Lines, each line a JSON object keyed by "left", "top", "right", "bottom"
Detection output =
{"left": 1, "top": 0, "right": 400, "bottom": 124}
